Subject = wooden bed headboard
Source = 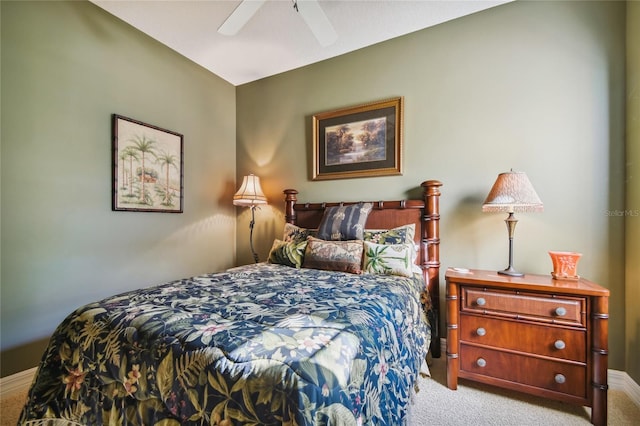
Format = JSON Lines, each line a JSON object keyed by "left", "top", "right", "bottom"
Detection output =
{"left": 282, "top": 180, "right": 442, "bottom": 358}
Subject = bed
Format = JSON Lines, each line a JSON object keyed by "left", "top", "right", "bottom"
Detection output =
{"left": 19, "top": 180, "right": 442, "bottom": 426}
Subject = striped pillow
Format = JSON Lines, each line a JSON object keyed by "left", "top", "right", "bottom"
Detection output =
{"left": 317, "top": 202, "right": 373, "bottom": 241}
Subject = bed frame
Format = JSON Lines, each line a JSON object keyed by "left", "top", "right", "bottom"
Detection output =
{"left": 283, "top": 180, "right": 442, "bottom": 358}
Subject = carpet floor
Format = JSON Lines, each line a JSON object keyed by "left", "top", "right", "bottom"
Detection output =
{"left": 411, "top": 356, "right": 639, "bottom": 425}
{"left": 2, "top": 356, "right": 639, "bottom": 425}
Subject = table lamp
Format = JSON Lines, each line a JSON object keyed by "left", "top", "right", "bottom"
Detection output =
{"left": 482, "top": 170, "right": 543, "bottom": 277}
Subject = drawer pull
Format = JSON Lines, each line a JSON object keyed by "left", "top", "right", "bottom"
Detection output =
{"left": 554, "top": 374, "right": 566, "bottom": 384}
{"left": 554, "top": 340, "right": 566, "bottom": 350}
{"left": 555, "top": 307, "right": 567, "bottom": 316}
{"left": 476, "top": 358, "right": 487, "bottom": 368}
{"left": 476, "top": 297, "right": 486, "bottom": 306}
{"left": 476, "top": 327, "right": 486, "bottom": 337}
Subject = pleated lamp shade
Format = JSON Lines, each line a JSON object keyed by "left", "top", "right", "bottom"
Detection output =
{"left": 482, "top": 170, "right": 543, "bottom": 213}
{"left": 233, "top": 174, "right": 267, "bottom": 207}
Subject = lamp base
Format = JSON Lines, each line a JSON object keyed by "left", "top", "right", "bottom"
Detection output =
{"left": 499, "top": 213, "right": 524, "bottom": 277}
{"left": 498, "top": 267, "right": 524, "bottom": 277}
{"left": 249, "top": 205, "right": 259, "bottom": 264}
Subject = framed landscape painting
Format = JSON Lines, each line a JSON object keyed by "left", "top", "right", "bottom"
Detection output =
{"left": 312, "top": 97, "right": 404, "bottom": 180}
{"left": 112, "top": 114, "right": 184, "bottom": 213}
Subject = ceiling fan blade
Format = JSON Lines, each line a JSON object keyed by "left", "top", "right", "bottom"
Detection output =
{"left": 218, "top": 0, "right": 267, "bottom": 36}
{"left": 296, "top": 0, "right": 337, "bottom": 47}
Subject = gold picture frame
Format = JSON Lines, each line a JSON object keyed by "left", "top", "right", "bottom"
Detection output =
{"left": 312, "top": 97, "right": 403, "bottom": 180}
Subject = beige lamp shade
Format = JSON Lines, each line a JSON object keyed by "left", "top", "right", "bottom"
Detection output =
{"left": 233, "top": 174, "right": 267, "bottom": 206}
{"left": 482, "top": 170, "right": 543, "bottom": 213}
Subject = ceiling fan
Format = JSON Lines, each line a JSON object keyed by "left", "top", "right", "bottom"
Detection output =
{"left": 218, "top": 0, "right": 338, "bottom": 47}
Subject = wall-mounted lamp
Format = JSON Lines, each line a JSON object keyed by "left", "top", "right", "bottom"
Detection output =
{"left": 233, "top": 174, "right": 267, "bottom": 263}
{"left": 482, "top": 170, "right": 543, "bottom": 277}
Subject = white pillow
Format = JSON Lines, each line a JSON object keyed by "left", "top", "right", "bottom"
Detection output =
{"left": 363, "top": 241, "right": 414, "bottom": 277}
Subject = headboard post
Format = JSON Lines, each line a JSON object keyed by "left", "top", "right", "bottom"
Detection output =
{"left": 421, "top": 180, "right": 442, "bottom": 286}
{"left": 283, "top": 189, "right": 298, "bottom": 224}
{"left": 422, "top": 180, "right": 442, "bottom": 358}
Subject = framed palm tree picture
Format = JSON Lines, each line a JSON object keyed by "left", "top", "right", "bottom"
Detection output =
{"left": 112, "top": 114, "right": 184, "bottom": 213}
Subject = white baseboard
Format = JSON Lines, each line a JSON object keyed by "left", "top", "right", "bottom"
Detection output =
{"left": 0, "top": 367, "right": 36, "bottom": 397}
{"left": 437, "top": 338, "right": 640, "bottom": 407}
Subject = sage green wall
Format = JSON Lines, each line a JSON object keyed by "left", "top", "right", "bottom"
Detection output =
{"left": 626, "top": 0, "right": 640, "bottom": 383}
{"left": 1, "top": 1, "right": 237, "bottom": 376}
{"left": 1, "top": 0, "right": 634, "bottom": 383}
{"left": 236, "top": 0, "right": 628, "bottom": 372}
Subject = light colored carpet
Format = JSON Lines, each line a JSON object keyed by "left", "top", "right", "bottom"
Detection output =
{"left": 411, "top": 356, "right": 640, "bottom": 425}
{"left": 1, "top": 390, "right": 28, "bottom": 426}
{"left": 2, "top": 357, "right": 639, "bottom": 425}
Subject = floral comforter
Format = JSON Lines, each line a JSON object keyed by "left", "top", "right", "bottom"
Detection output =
{"left": 19, "top": 263, "right": 430, "bottom": 426}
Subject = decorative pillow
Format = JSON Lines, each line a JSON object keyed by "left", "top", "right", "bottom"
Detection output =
{"left": 302, "top": 237, "right": 363, "bottom": 274}
{"left": 268, "top": 239, "right": 308, "bottom": 268}
{"left": 364, "top": 223, "right": 418, "bottom": 267}
{"left": 317, "top": 202, "right": 373, "bottom": 241}
{"left": 363, "top": 241, "right": 414, "bottom": 277}
{"left": 363, "top": 224, "right": 415, "bottom": 245}
{"left": 283, "top": 223, "right": 317, "bottom": 244}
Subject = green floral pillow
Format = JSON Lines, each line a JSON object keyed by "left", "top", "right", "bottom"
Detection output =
{"left": 302, "top": 237, "right": 363, "bottom": 274}
{"left": 364, "top": 224, "right": 418, "bottom": 267}
{"left": 363, "top": 224, "right": 415, "bottom": 245}
{"left": 363, "top": 241, "right": 414, "bottom": 277}
{"left": 283, "top": 223, "right": 317, "bottom": 244}
{"left": 268, "top": 239, "right": 307, "bottom": 268}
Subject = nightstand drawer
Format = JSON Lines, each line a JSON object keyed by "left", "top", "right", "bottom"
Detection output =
{"left": 460, "top": 344, "right": 587, "bottom": 398}
{"left": 461, "top": 287, "right": 586, "bottom": 327}
{"left": 459, "top": 314, "right": 586, "bottom": 362}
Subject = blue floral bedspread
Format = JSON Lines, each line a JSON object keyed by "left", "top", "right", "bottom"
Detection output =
{"left": 19, "top": 263, "right": 430, "bottom": 426}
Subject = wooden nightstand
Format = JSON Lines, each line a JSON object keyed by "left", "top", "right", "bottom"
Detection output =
{"left": 445, "top": 268, "right": 609, "bottom": 426}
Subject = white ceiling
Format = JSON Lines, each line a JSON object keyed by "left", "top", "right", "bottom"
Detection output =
{"left": 91, "top": 0, "right": 511, "bottom": 86}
